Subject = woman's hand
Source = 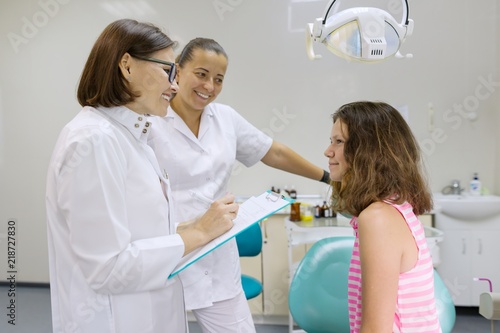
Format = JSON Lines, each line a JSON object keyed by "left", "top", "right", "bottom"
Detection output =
{"left": 178, "top": 193, "right": 238, "bottom": 255}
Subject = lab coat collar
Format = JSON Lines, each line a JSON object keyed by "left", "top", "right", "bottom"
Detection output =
{"left": 165, "top": 105, "right": 214, "bottom": 120}
{"left": 166, "top": 106, "right": 213, "bottom": 147}
{"left": 94, "top": 105, "right": 153, "bottom": 143}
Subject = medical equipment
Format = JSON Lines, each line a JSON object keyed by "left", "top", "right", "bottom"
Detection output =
{"left": 306, "top": 0, "right": 414, "bottom": 62}
{"left": 475, "top": 277, "right": 498, "bottom": 333}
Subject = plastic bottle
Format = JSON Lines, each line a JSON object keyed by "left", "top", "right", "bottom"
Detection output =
{"left": 469, "top": 173, "right": 481, "bottom": 196}
{"left": 301, "top": 204, "right": 313, "bottom": 221}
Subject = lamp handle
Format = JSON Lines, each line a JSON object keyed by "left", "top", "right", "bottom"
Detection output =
{"left": 322, "top": 0, "right": 410, "bottom": 26}
{"left": 305, "top": 23, "right": 322, "bottom": 60}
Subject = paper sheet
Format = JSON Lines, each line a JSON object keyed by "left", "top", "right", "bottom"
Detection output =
{"left": 169, "top": 191, "right": 291, "bottom": 278}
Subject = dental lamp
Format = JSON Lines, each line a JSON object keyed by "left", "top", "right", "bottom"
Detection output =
{"left": 306, "top": 0, "right": 414, "bottom": 62}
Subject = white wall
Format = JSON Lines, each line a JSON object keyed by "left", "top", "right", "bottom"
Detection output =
{"left": 0, "top": 0, "right": 498, "bottom": 282}
{"left": 495, "top": 5, "right": 500, "bottom": 196}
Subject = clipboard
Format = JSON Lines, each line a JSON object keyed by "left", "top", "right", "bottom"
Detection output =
{"left": 169, "top": 191, "right": 292, "bottom": 278}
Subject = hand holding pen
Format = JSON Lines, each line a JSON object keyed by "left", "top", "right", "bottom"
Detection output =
{"left": 177, "top": 193, "right": 238, "bottom": 256}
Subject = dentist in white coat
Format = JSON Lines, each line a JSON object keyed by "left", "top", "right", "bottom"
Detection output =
{"left": 45, "top": 19, "right": 238, "bottom": 333}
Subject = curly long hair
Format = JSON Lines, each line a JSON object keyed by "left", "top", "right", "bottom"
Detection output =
{"left": 330, "top": 101, "right": 432, "bottom": 217}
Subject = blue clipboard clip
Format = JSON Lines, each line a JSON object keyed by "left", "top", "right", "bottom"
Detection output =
{"left": 266, "top": 191, "right": 281, "bottom": 202}
{"left": 265, "top": 190, "right": 294, "bottom": 203}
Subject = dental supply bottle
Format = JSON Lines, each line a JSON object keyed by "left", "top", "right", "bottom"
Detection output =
{"left": 469, "top": 173, "right": 481, "bottom": 196}
{"left": 314, "top": 203, "right": 322, "bottom": 218}
{"left": 322, "top": 201, "right": 330, "bottom": 218}
{"left": 290, "top": 202, "right": 301, "bottom": 222}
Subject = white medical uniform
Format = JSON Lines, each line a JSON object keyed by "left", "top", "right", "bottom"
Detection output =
{"left": 46, "top": 106, "right": 187, "bottom": 333}
{"left": 148, "top": 103, "right": 273, "bottom": 312}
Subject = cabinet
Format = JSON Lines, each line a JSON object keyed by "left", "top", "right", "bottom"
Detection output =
{"left": 435, "top": 213, "right": 500, "bottom": 306}
{"left": 261, "top": 216, "right": 292, "bottom": 317}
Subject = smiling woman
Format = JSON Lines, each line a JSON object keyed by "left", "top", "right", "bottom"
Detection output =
{"left": 76, "top": 20, "right": 179, "bottom": 117}
{"left": 45, "top": 19, "right": 240, "bottom": 333}
{"left": 118, "top": 47, "right": 178, "bottom": 116}
{"left": 147, "top": 37, "right": 329, "bottom": 333}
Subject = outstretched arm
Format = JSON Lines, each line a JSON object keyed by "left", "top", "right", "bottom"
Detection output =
{"left": 260, "top": 141, "right": 329, "bottom": 183}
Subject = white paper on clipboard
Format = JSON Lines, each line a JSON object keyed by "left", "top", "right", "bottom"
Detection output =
{"left": 169, "top": 191, "right": 292, "bottom": 278}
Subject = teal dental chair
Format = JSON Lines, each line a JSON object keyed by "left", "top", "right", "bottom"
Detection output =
{"left": 288, "top": 236, "right": 456, "bottom": 333}
{"left": 434, "top": 268, "right": 456, "bottom": 333}
{"left": 236, "top": 222, "right": 263, "bottom": 300}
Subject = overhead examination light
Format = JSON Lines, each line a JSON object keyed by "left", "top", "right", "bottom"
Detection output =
{"left": 306, "top": 0, "right": 414, "bottom": 62}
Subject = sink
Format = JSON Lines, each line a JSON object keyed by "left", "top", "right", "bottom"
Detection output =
{"left": 433, "top": 192, "right": 500, "bottom": 221}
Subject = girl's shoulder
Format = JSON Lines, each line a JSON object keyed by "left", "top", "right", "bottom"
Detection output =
{"left": 359, "top": 201, "right": 395, "bottom": 217}
{"left": 358, "top": 201, "right": 405, "bottom": 230}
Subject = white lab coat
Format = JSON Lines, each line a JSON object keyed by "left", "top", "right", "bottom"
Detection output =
{"left": 46, "top": 106, "right": 187, "bottom": 333}
{"left": 148, "top": 103, "right": 272, "bottom": 310}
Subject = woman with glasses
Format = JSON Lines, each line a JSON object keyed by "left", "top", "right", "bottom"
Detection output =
{"left": 46, "top": 20, "right": 239, "bottom": 333}
{"left": 147, "top": 37, "right": 330, "bottom": 332}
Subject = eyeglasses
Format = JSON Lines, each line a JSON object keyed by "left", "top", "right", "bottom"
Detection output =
{"left": 131, "top": 55, "right": 177, "bottom": 83}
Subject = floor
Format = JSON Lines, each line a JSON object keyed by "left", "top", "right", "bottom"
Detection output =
{"left": 0, "top": 285, "right": 495, "bottom": 333}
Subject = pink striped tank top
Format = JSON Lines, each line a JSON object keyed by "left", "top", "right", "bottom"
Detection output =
{"left": 347, "top": 201, "right": 441, "bottom": 333}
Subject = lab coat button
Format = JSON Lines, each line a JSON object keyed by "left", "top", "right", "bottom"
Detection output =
{"left": 138, "top": 117, "right": 143, "bottom": 121}
{"left": 134, "top": 124, "right": 139, "bottom": 128}
{"left": 145, "top": 122, "right": 150, "bottom": 127}
{"left": 142, "top": 129, "right": 147, "bottom": 134}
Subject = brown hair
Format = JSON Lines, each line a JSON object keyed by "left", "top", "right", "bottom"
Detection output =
{"left": 176, "top": 37, "right": 228, "bottom": 68}
{"left": 77, "top": 19, "right": 176, "bottom": 107}
{"left": 330, "top": 101, "right": 432, "bottom": 216}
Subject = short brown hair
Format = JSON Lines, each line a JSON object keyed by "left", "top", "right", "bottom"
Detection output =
{"left": 77, "top": 19, "right": 176, "bottom": 107}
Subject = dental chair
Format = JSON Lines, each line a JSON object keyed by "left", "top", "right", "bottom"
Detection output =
{"left": 288, "top": 236, "right": 456, "bottom": 333}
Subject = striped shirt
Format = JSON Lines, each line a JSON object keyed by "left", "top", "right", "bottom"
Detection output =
{"left": 347, "top": 201, "right": 441, "bottom": 333}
